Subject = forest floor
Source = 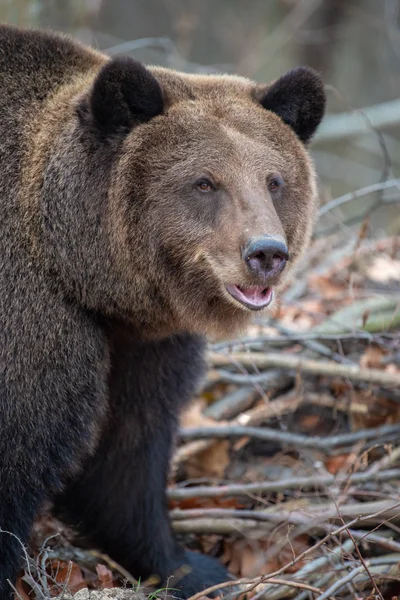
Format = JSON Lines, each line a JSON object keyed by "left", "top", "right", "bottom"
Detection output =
{"left": 17, "top": 231, "right": 400, "bottom": 600}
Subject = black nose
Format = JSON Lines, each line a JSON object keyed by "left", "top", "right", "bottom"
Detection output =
{"left": 243, "top": 236, "right": 289, "bottom": 278}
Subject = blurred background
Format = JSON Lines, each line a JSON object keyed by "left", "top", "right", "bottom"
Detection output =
{"left": 1, "top": 0, "right": 400, "bottom": 237}
{"left": 5, "top": 3, "right": 400, "bottom": 596}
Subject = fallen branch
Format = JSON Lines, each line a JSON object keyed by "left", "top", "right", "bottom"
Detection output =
{"left": 343, "top": 524, "right": 384, "bottom": 600}
{"left": 171, "top": 499, "right": 400, "bottom": 525}
{"left": 186, "top": 574, "right": 321, "bottom": 600}
{"left": 185, "top": 508, "right": 400, "bottom": 600}
{"left": 236, "top": 392, "right": 367, "bottom": 427}
{"left": 173, "top": 392, "right": 369, "bottom": 468}
{"left": 211, "top": 331, "right": 377, "bottom": 352}
{"left": 319, "top": 179, "right": 400, "bottom": 217}
{"left": 209, "top": 350, "right": 400, "bottom": 388}
{"left": 172, "top": 500, "right": 400, "bottom": 535}
{"left": 316, "top": 565, "right": 368, "bottom": 600}
{"left": 314, "top": 99, "right": 400, "bottom": 142}
{"left": 264, "top": 539, "right": 356, "bottom": 600}
{"left": 204, "top": 386, "right": 259, "bottom": 421}
{"left": 168, "top": 467, "right": 400, "bottom": 499}
{"left": 179, "top": 424, "right": 400, "bottom": 451}
{"left": 174, "top": 521, "right": 400, "bottom": 552}
{"left": 213, "top": 369, "right": 292, "bottom": 385}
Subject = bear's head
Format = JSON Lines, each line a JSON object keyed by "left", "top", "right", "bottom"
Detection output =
{"left": 41, "top": 57, "right": 325, "bottom": 339}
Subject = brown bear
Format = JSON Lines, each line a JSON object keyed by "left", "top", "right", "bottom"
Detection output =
{"left": 0, "top": 24, "right": 325, "bottom": 599}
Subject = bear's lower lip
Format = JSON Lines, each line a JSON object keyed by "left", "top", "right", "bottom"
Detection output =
{"left": 225, "top": 284, "right": 273, "bottom": 311}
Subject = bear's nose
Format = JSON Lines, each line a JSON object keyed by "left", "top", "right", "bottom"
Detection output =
{"left": 243, "top": 236, "right": 289, "bottom": 278}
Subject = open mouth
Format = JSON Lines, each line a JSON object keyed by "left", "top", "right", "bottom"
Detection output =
{"left": 225, "top": 284, "right": 273, "bottom": 311}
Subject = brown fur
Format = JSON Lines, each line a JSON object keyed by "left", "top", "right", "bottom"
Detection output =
{"left": 0, "top": 24, "right": 325, "bottom": 598}
{"left": 18, "top": 45, "right": 319, "bottom": 340}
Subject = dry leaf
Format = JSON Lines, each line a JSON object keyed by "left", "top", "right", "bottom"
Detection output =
{"left": 360, "top": 345, "right": 385, "bottom": 369}
{"left": 15, "top": 577, "right": 32, "bottom": 600}
{"left": 53, "top": 560, "right": 87, "bottom": 593}
{"left": 223, "top": 535, "right": 309, "bottom": 578}
{"left": 95, "top": 564, "right": 114, "bottom": 588}
{"left": 185, "top": 440, "right": 230, "bottom": 480}
{"left": 181, "top": 399, "right": 219, "bottom": 428}
{"left": 325, "top": 454, "right": 351, "bottom": 475}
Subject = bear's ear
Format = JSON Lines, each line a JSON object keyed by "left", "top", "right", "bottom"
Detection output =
{"left": 87, "top": 56, "right": 163, "bottom": 136}
{"left": 258, "top": 67, "right": 325, "bottom": 144}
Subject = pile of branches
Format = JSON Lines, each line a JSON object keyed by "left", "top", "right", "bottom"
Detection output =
{"left": 170, "top": 231, "right": 400, "bottom": 600}
{"left": 19, "top": 217, "right": 400, "bottom": 598}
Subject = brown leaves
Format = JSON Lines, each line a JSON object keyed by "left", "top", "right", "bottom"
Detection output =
{"left": 15, "top": 559, "right": 117, "bottom": 598}
{"left": 53, "top": 561, "right": 87, "bottom": 593}
{"left": 222, "top": 535, "right": 309, "bottom": 578}
{"left": 95, "top": 566, "right": 115, "bottom": 589}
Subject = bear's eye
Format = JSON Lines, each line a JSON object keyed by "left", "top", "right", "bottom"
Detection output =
{"left": 196, "top": 179, "right": 214, "bottom": 193}
{"left": 267, "top": 175, "right": 284, "bottom": 193}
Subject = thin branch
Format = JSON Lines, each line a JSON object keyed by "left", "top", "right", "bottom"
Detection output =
{"left": 316, "top": 565, "right": 366, "bottom": 600}
{"left": 168, "top": 468, "right": 400, "bottom": 499}
{"left": 264, "top": 539, "right": 356, "bottom": 600}
{"left": 103, "top": 36, "right": 230, "bottom": 73}
{"left": 213, "top": 369, "right": 291, "bottom": 385}
{"left": 241, "top": 578, "right": 322, "bottom": 597}
{"left": 209, "top": 351, "right": 400, "bottom": 388}
{"left": 171, "top": 499, "right": 400, "bottom": 525}
{"left": 211, "top": 331, "right": 376, "bottom": 352}
{"left": 171, "top": 500, "right": 400, "bottom": 535}
{"left": 271, "top": 321, "right": 355, "bottom": 364}
{"left": 314, "top": 98, "right": 400, "bottom": 143}
{"left": 203, "top": 386, "right": 260, "bottom": 421}
{"left": 186, "top": 508, "right": 400, "bottom": 600}
{"left": 344, "top": 527, "right": 384, "bottom": 600}
{"left": 259, "top": 0, "right": 325, "bottom": 65}
{"left": 179, "top": 424, "right": 400, "bottom": 451}
{"left": 319, "top": 179, "right": 400, "bottom": 216}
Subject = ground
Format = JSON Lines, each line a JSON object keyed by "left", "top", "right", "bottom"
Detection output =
{"left": 16, "top": 230, "right": 400, "bottom": 600}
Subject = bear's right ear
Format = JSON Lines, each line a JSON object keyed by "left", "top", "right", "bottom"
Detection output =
{"left": 85, "top": 56, "right": 164, "bottom": 136}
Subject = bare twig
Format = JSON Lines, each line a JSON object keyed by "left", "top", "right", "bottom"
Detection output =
{"left": 264, "top": 539, "right": 356, "bottom": 600}
{"left": 212, "top": 369, "right": 291, "bottom": 385}
{"left": 174, "top": 392, "right": 367, "bottom": 470}
{"left": 367, "top": 446, "right": 400, "bottom": 475}
{"left": 343, "top": 526, "right": 384, "bottom": 600}
{"left": 259, "top": 0, "right": 324, "bottom": 66}
{"left": 179, "top": 424, "right": 400, "bottom": 450}
{"left": 315, "top": 99, "right": 400, "bottom": 142}
{"left": 186, "top": 508, "right": 400, "bottom": 600}
{"left": 168, "top": 468, "right": 400, "bottom": 500}
{"left": 209, "top": 351, "right": 400, "bottom": 388}
{"left": 45, "top": 546, "right": 137, "bottom": 586}
{"left": 319, "top": 179, "right": 400, "bottom": 217}
{"left": 171, "top": 500, "right": 400, "bottom": 535}
{"left": 211, "top": 331, "right": 377, "bottom": 352}
{"left": 103, "top": 36, "right": 230, "bottom": 73}
{"left": 204, "top": 386, "right": 258, "bottom": 421}
{"left": 186, "top": 574, "right": 321, "bottom": 600}
{"left": 316, "top": 565, "right": 366, "bottom": 600}
{"left": 271, "top": 321, "right": 355, "bottom": 364}
{"left": 171, "top": 499, "right": 400, "bottom": 526}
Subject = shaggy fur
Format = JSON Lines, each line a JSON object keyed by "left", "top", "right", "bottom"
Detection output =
{"left": 0, "top": 24, "right": 325, "bottom": 599}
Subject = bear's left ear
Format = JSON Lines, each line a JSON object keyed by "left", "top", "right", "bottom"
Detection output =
{"left": 87, "top": 56, "right": 164, "bottom": 137}
{"left": 258, "top": 67, "right": 325, "bottom": 144}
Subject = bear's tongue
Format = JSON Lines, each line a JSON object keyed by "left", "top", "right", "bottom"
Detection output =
{"left": 226, "top": 284, "right": 273, "bottom": 310}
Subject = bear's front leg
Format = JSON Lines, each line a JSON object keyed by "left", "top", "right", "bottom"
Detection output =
{"left": 54, "top": 330, "right": 232, "bottom": 598}
{"left": 0, "top": 285, "right": 109, "bottom": 600}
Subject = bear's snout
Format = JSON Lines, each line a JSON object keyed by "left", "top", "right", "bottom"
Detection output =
{"left": 242, "top": 235, "right": 289, "bottom": 279}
